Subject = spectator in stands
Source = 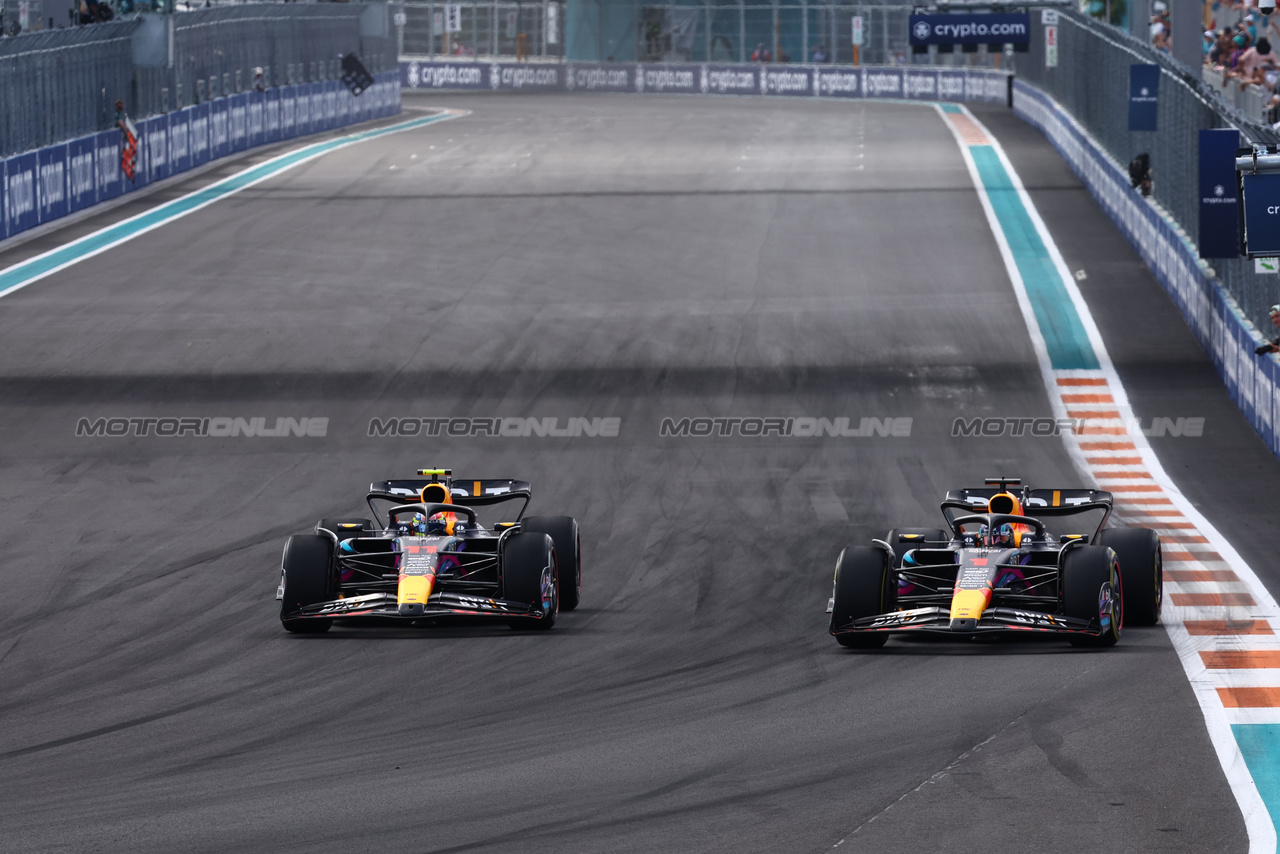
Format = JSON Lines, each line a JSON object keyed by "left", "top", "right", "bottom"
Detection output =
{"left": 751, "top": 43, "right": 771, "bottom": 62}
{"left": 1254, "top": 305, "right": 1280, "bottom": 354}
{"left": 1212, "top": 28, "right": 1238, "bottom": 65}
{"left": 1228, "top": 36, "right": 1274, "bottom": 88}
{"left": 1222, "top": 32, "right": 1253, "bottom": 80}
{"left": 1243, "top": 13, "right": 1259, "bottom": 42}
{"left": 811, "top": 43, "right": 828, "bottom": 63}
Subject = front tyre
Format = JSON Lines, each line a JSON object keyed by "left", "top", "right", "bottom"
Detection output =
{"left": 502, "top": 532, "right": 558, "bottom": 630}
{"left": 829, "top": 546, "right": 894, "bottom": 649}
{"left": 1062, "top": 545, "right": 1122, "bottom": 647}
{"left": 280, "top": 534, "right": 335, "bottom": 634}
{"left": 1098, "top": 527, "right": 1162, "bottom": 626}
{"left": 521, "top": 516, "right": 581, "bottom": 611}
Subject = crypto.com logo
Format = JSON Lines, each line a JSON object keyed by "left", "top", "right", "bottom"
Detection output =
{"left": 913, "top": 21, "right": 932, "bottom": 40}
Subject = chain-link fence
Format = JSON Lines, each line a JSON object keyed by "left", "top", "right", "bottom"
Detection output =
{"left": 1015, "top": 10, "right": 1280, "bottom": 330}
{"left": 400, "top": 2, "right": 566, "bottom": 60}
{"left": 136, "top": 4, "right": 396, "bottom": 118}
{"left": 398, "top": 2, "right": 1005, "bottom": 67}
{"left": 0, "top": 20, "right": 140, "bottom": 157}
{"left": 1, "top": 4, "right": 396, "bottom": 158}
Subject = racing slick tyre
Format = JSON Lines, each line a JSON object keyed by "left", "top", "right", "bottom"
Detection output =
{"left": 317, "top": 518, "right": 376, "bottom": 541}
{"left": 1061, "top": 545, "right": 1122, "bottom": 648}
{"left": 502, "top": 532, "right": 557, "bottom": 631}
{"left": 885, "top": 528, "right": 948, "bottom": 567}
{"left": 280, "top": 534, "right": 336, "bottom": 634}
{"left": 1098, "top": 527, "right": 1162, "bottom": 626}
{"left": 522, "top": 516, "right": 581, "bottom": 611}
{"left": 829, "top": 546, "right": 894, "bottom": 649}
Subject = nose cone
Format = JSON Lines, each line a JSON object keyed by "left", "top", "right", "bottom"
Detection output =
{"left": 949, "top": 588, "right": 992, "bottom": 628}
{"left": 397, "top": 573, "right": 434, "bottom": 615}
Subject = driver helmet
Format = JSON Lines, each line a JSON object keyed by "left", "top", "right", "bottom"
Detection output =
{"left": 985, "top": 522, "right": 1015, "bottom": 548}
{"left": 427, "top": 511, "right": 462, "bottom": 536}
{"left": 397, "top": 512, "right": 429, "bottom": 536}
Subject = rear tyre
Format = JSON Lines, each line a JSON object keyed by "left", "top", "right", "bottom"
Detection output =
{"left": 1098, "top": 527, "right": 1162, "bottom": 626}
{"left": 522, "top": 516, "right": 581, "bottom": 611}
{"left": 885, "top": 527, "right": 949, "bottom": 567}
{"left": 829, "top": 546, "right": 894, "bottom": 649}
{"left": 502, "top": 532, "right": 557, "bottom": 630}
{"left": 280, "top": 534, "right": 335, "bottom": 634}
{"left": 1062, "top": 545, "right": 1122, "bottom": 647}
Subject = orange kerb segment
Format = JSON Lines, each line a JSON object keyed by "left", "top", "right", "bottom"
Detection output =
{"left": 1087, "top": 456, "right": 1143, "bottom": 465}
{"left": 1062, "top": 394, "right": 1116, "bottom": 404}
{"left": 1165, "top": 569, "right": 1239, "bottom": 582}
{"left": 1170, "top": 592, "right": 1255, "bottom": 606}
{"left": 1218, "top": 687, "right": 1280, "bottom": 707}
{"left": 1184, "top": 620, "right": 1273, "bottom": 635}
{"left": 1165, "top": 550, "right": 1224, "bottom": 562}
{"left": 946, "top": 114, "right": 990, "bottom": 145}
{"left": 1201, "top": 651, "right": 1280, "bottom": 669}
{"left": 1057, "top": 377, "right": 1109, "bottom": 386}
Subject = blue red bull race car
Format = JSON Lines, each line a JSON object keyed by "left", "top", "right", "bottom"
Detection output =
{"left": 827, "top": 477, "right": 1163, "bottom": 648}
{"left": 276, "top": 469, "right": 581, "bottom": 633}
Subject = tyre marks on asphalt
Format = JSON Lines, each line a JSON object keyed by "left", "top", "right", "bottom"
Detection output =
{"left": 944, "top": 104, "right": 1280, "bottom": 854}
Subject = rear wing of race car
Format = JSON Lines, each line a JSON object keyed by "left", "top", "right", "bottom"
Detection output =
{"left": 941, "top": 484, "right": 1114, "bottom": 540}
{"left": 367, "top": 477, "right": 532, "bottom": 522}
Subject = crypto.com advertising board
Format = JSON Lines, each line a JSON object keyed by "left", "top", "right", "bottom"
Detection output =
{"left": 400, "top": 61, "right": 1011, "bottom": 105}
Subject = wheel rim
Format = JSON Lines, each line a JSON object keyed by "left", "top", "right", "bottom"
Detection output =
{"left": 541, "top": 556, "right": 557, "bottom": 615}
{"left": 1110, "top": 560, "right": 1124, "bottom": 638}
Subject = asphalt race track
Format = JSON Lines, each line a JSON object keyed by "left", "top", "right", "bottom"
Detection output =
{"left": 0, "top": 93, "right": 1267, "bottom": 852}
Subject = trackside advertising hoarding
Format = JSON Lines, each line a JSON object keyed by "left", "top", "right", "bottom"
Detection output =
{"left": 909, "top": 13, "right": 1031, "bottom": 46}
{"left": 399, "top": 61, "right": 1010, "bottom": 104}
{"left": 0, "top": 73, "right": 402, "bottom": 244}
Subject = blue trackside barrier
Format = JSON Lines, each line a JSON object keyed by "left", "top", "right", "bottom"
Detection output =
{"left": 0, "top": 72, "right": 402, "bottom": 243}
{"left": 1014, "top": 79, "right": 1280, "bottom": 459}
{"left": 398, "top": 59, "right": 1012, "bottom": 104}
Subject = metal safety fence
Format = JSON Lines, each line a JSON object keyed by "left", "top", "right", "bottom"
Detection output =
{"left": 0, "top": 20, "right": 141, "bottom": 159}
{"left": 399, "top": 2, "right": 1004, "bottom": 68}
{"left": 1, "top": 4, "right": 397, "bottom": 159}
{"left": 400, "top": 1, "right": 566, "bottom": 60}
{"left": 1014, "top": 9, "right": 1280, "bottom": 330}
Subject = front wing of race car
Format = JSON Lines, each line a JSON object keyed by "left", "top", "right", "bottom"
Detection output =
{"left": 282, "top": 590, "right": 550, "bottom": 623}
{"left": 830, "top": 605, "right": 1106, "bottom": 639}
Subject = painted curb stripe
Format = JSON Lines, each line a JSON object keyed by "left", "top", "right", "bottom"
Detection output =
{"left": 0, "top": 110, "right": 465, "bottom": 302}
{"left": 941, "top": 104, "right": 1280, "bottom": 853}
{"left": 967, "top": 145, "right": 1099, "bottom": 371}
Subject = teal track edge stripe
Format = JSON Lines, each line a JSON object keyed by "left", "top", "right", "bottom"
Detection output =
{"left": 969, "top": 144, "right": 1100, "bottom": 370}
{"left": 1234, "top": 724, "right": 1280, "bottom": 841}
{"left": 0, "top": 112, "right": 456, "bottom": 299}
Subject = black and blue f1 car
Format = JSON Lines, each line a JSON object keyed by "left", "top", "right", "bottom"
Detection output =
{"left": 827, "top": 477, "right": 1163, "bottom": 649}
{"left": 276, "top": 469, "right": 581, "bottom": 633}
